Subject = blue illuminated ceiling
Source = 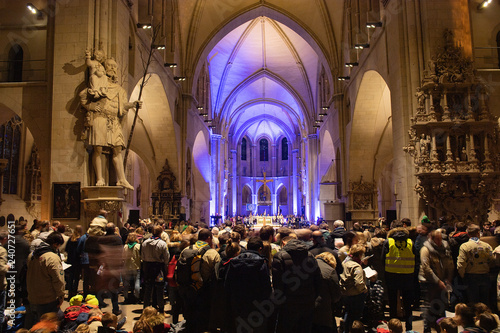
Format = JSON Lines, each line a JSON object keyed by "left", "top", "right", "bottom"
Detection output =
{"left": 208, "top": 17, "right": 320, "bottom": 144}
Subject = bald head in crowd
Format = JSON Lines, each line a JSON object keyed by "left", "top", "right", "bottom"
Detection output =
{"left": 295, "top": 228, "right": 312, "bottom": 242}
{"left": 312, "top": 230, "right": 325, "bottom": 245}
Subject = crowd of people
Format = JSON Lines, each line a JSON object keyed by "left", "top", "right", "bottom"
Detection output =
{"left": 4, "top": 212, "right": 500, "bottom": 333}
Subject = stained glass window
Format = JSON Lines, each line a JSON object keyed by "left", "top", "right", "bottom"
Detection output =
{"left": 260, "top": 138, "right": 268, "bottom": 161}
{"left": 282, "top": 137, "right": 288, "bottom": 160}
{"left": 241, "top": 138, "right": 247, "bottom": 160}
{"left": 0, "top": 116, "right": 22, "bottom": 194}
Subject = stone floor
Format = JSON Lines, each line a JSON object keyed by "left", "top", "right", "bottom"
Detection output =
{"left": 62, "top": 292, "right": 428, "bottom": 332}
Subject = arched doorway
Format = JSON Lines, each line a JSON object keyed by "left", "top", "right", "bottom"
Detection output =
{"left": 278, "top": 185, "right": 288, "bottom": 216}
{"left": 257, "top": 184, "right": 271, "bottom": 215}
{"left": 241, "top": 185, "right": 252, "bottom": 215}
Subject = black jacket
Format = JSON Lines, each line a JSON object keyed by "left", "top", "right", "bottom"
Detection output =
{"left": 225, "top": 250, "right": 272, "bottom": 317}
{"left": 272, "top": 239, "right": 321, "bottom": 305}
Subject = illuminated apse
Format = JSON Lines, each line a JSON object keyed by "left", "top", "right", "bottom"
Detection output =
{"left": 203, "top": 16, "right": 331, "bottom": 220}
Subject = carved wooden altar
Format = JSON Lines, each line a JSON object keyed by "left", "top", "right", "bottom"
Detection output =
{"left": 404, "top": 30, "right": 500, "bottom": 223}
{"left": 151, "top": 159, "right": 182, "bottom": 221}
{"left": 347, "top": 176, "right": 378, "bottom": 223}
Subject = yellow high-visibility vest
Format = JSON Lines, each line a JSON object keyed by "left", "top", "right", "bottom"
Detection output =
{"left": 385, "top": 238, "right": 415, "bottom": 274}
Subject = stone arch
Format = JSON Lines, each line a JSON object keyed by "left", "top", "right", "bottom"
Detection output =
{"left": 348, "top": 70, "right": 393, "bottom": 216}
{"left": 192, "top": 130, "right": 211, "bottom": 222}
{"left": 129, "top": 73, "right": 178, "bottom": 182}
{"left": 242, "top": 185, "right": 252, "bottom": 204}
{"left": 319, "top": 129, "right": 336, "bottom": 217}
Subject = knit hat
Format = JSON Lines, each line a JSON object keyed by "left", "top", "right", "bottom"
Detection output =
{"left": 421, "top": 215, "right": 431, "bottom": 224}
{"left": 70, "top": 294, "right": 84, "bottom": 306}
{"left": 85, "top": 294, "right": 99, "bottom": 306}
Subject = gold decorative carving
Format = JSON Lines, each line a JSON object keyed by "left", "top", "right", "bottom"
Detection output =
{"left": 405, "top": 30, "right": 500, "bottom": 223}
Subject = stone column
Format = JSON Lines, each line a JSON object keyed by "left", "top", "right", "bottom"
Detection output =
{"left": 272, "top": 193, "right": 278, "bottom": 216}
{"left": 210, "top": 134, "right": 222, "bottom": 215}
{"left": 231, "top": 149, "right": 237, "bottom": 216}
{"left": 292, "top": 149, "right": 299, "bottom": 215}
{"left": 272, "top": 143, "right": 277, "bottom": 177}
{"left": 251, "top": 144, "right": 257, "bottom": 177}
{"left": 308, "top": 134, "right": 319, "bottom": 222}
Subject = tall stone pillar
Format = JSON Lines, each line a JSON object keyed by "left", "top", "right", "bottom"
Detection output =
{"left": 210, "top": 134, "right": 222, "bottom": 215}
{"left": 292, "top": 149, "right": 299, "bottom": 215}
{"left": 271, "top": 143, "right": 277, "bottom": 177}
{"left": 231, "top": 149, "right": 237, "bottom": 216}
{"left": 251, "top": 144, "right": 257, "bottom": 177}
{"left": 307, "top": 134, "right": 319, "bottom": 222}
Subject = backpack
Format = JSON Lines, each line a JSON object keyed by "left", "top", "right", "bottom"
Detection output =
{"left": 167, "top": 255, "right": 178, "bottom": 287}
{"left": 176, "top": 245, "right": 211, "bottom": 290}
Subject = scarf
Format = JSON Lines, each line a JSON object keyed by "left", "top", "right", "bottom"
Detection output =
{"left": 196, "top": 240, "right": 209, "bottom": 248}
{"left": 127, "top": 241, "right": 138, "bottom": 249}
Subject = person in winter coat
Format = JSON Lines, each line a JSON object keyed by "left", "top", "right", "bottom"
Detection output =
{"left": 327, "top": 220, "right": 347, "bottom": 249}
{"left": 340, "top": 243, "right": 367, "bottom": 333}
{"left": 338, "top": 231, "right": 359, "bottom": 262}
{"left": 449, "top": 222, "right": 469, "bottom": 268}
{"left": 141, "top": 226, "right": 170, "bottom": 314}
{"left": 224, "top": 237, "right": 272, "bottom": 333}
{"left": 272, "top": 238, "right": 321, "bottom": 333}
{"left": 313, "top": 251, "right": 342, "bottom": 333}
{"left": 457, "top": 224, "right": 493, "bottom": 305}
{"left": 123, "top": 232, "right": 141, "bottom": 303}
{"left": 66, "top": 225, "right": 84, "bottom": 299}
{"left": 367, "top": 235, "right": 386, "bottom": 285}
{"left": 419, "top": 229, "right": 454, "bottom": 333}
{"left": 95, "top": 223, "right": 124, "bottom": 315}
{"left": 310, "top": 230, "right": 342, "bottom": 276}
{"left": 383, "top": 227, "right": 417, "bottom": 331}
{"left": 25, "top": 232, "right": 65, "bottom": 328}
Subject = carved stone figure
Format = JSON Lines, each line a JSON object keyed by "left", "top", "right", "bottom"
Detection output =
{"left": 460, "top": 147, "right": 467, "bottom": 161}
{"left": 80, "top": 55, "right": 142, "bottom": 189}
{"left": 415, "top": 87, "right": 425, "bottom": 109}
{"left": 419, "top": 134, "right": 430, "bottom": 157}
{"left": 85, "top": 49, "right": 108, "bottom": 98}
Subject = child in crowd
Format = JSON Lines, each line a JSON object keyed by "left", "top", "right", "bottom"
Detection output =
{"left": 75, "top": 323, "right": 91, "bottom": 333}
{"left": 388, "top": 318, "right": 403, "bottom": 333}
{"left": 29, "top": 313, "right": 60, "bottom": 333}
{"left": 351, "top": 320, "right": 365, "bottom": 333}
{"left": 97, "top": 313, "right": 118, "bottom": 333}
{"left": 439, "top": 318, "right": 458, "bottom": 333}
{"left": 364, "top": 271, "right": 385, "bottom": 330}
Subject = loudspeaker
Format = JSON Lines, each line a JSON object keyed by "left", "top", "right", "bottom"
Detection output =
{"left": 128, "top": 210, "right": 140, "bottom": 226}
{"left": 386, "top": 210, "right": 397, "bottom": 223}
{"left": 345, "top": 212, "right": 352, "bottom": 221}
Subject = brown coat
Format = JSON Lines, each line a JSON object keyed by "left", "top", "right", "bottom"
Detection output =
{"left": 27, "top": 245, "right": 65, "bottom": 304}
{"left": 419, "top": 240, "right": 454, "bottom": 284}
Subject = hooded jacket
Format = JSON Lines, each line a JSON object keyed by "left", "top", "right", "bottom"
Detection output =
{"left": 225, "top": 250, "right": 272, "bottom": 318}
{"left": 382, "top": 228, "right": 416, "bottom": 275}
{"left": 419, "top": 239, "right": 454, "bottom": 284}
{"left": 272, "top": 239, "right": 320, "bottom": 305}
{"left": 449, "top": 232, "right": 469, "bottom": 264}
{"left": 27, "top": 241, "right": 65, "bottom": 304}
{"left": 314, "top": 257, "right": 341, "bottom": 328}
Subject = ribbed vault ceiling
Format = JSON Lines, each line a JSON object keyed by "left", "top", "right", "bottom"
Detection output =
{"left": 208, "top": 16, "right": 320, "bottom": 142}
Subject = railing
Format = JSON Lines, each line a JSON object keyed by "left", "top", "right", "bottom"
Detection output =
{"left": 0, "top": 59, "right": 46, "bottom": 82}
{"left": 474, "top": 47, "right": 500, "bottom": 70}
